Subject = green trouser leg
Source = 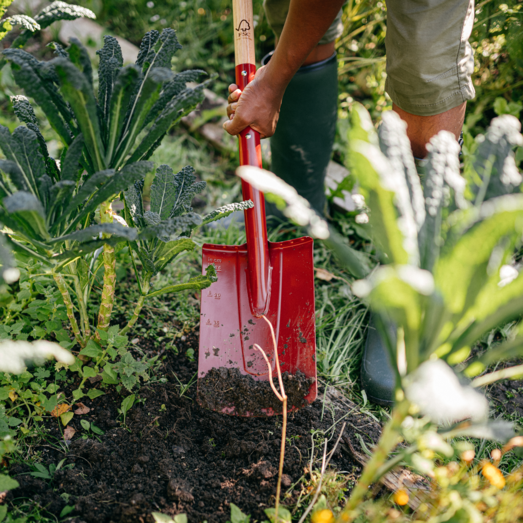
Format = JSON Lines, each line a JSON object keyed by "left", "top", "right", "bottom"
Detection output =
{"left": 263, "top": 52, "right": 338, "bottom": 218}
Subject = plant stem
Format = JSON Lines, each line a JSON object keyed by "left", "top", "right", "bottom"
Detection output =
{"left": 96, "top": 201, "right": 116, "bottom": 336}
{"left": 339, "top": 398, "right": 411, "bottom": 519}
{"left": 69, "top": 264, "right": 91, "bottom": 340}
{"left": 120, "top": 279, "right": 150, "bottom": 336}
{"left": 53, "top": 273, "right": 84, "bottom": 347}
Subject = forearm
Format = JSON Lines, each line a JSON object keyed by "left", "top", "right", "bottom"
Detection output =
{"left": 264, "top": 0, "right": 344, "bottom": 91}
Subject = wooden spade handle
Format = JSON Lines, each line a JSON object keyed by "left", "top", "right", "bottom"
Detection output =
{"left": 232, "top": 0, "right": 271, "bottom": 318}
{"left": 232, "top": 0, "right": 256, "bottom": 66}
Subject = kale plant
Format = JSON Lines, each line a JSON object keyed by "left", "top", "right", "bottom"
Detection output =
{"left": 0, "top": 29, "right": 247, "bottom": 349}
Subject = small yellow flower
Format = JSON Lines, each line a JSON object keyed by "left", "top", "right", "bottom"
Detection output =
{"left": 482, "top": 462, "right": 506, "bottom": 489}
{"left": 8, "top": 389, "right": 17, "bottom": 402}
{"left": 393, "top": 489, "right": 409, "bottom": 506}
{"left": 311, "top": 509, "right": 334, "bottom": 523}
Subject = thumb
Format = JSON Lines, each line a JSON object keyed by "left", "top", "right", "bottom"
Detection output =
{"left": 223, "top": 114, "right": 248, "bottom": 136}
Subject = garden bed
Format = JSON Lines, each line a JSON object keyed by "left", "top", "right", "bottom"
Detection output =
{"left": 5, "top": 330, "right": 381, "bottom": 523}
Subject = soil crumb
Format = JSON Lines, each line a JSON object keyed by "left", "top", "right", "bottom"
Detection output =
{"left": 198, "top": 367, "right": 315, "bottom": 415}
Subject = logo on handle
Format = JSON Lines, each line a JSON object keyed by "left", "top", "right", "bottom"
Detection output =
{"left": 236, "top": 19, "right": 252, "bottom": 39}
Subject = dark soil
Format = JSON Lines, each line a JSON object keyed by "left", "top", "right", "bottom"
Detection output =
{"left": 6, "top": 330, "right": 380, "bottom": 523}
{"left": 198, "top": 367, "right": 315, "bottom": 416}
{"left": 488, "top": 375, "right": 523, "bottom": 418}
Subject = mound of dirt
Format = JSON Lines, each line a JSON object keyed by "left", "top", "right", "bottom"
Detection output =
{"left": 198, "top": 367, "right": 315, "bottom": 416}
{"left": 6, "top": 331, "right": 381, "bottom": 523}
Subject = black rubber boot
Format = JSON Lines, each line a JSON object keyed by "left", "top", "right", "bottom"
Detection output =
{"left": 262, "top": 52, "right": 338, "bottom": 219}
{"left": 360, "top": 315, "right": 396, "bottom": 407}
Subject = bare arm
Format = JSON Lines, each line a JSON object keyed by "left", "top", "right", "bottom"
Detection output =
{"left": 223, "top": 0, "right": 344, "bottom": 138}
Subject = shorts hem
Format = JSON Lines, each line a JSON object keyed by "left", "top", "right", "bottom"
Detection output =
{"left": 387, "top": 86, "right": 475, "bottom": 116}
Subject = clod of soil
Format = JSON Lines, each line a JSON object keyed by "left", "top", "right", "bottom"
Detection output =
{"left": 198, "top": 367, "right": 315, "bottom": 416}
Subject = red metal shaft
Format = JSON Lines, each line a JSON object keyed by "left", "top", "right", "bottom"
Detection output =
{"left": 235, "top": 63, "right": 270, "bottom": 317}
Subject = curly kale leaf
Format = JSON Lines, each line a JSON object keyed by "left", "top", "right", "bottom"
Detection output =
{"left": 0, "top": 125, "right": 47, "bottom": 202}
{"left": 68, "top": 38, "right": 93, "bottom": 88}
{"left": 128, "top": 84, "right": 205, "bottom": 163}
{"left": 144, "top": 69, "right": 206, "bottom": 127}
{"left": 97, "top": 36, "right": 123, "bottom": 123}
{"left": 10, "top": 95, "right": 58, "bottom": 180}
{"left": 3, "top": 49, "right": 74, "bottom": 144}
{"left": 201, "top": 201, "right": 254, "bottom": 225}
{"left": 170, "top": 165, "right": 205, "bottom": 217}
{"left": 34, "top": 1, "right": 95, "bottom": 28}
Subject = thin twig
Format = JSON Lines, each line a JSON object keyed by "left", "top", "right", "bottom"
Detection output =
{"left": 298, "top": 423, "right": 346, "bottom": 523}
{"left": 298, "top": 439, "right": 328, "bottom": 523}
{"left": 254, "top": 344, "right": 283, "bottom": 401}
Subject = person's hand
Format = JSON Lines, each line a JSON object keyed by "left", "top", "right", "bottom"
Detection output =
{"left": 223, "top": 65, "right": 284, "bottom": 139}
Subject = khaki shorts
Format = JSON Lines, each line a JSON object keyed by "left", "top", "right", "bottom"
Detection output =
{"left": 263, "top": 0, "right": 475, "bottom": 116}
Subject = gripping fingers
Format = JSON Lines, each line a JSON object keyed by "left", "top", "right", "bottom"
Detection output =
{"left": 228, "top": 87, "right": 242, "bottom": 104}
{"left": 227, "top": 102, "right": 238, "bottom": 119}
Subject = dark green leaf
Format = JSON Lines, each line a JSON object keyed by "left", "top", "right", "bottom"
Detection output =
{"left": 60, "top": 134, "right": 85, "bottom": 182}
{"left": 97, "top": 35, "right": 123, "bottom": 124}
{"left": 144, "top": 69, "right": 206, "bottom": 127}
{"left": 146, "top": 264, "right": 216, "bottom": 299}
{"left": 150, "top": 164, "right": 177, "bottom": 219}
{"left": 135, "top": 30, "right": 160, "bottom": 70}
{"left": 58, "top": 169, "right": 114, "bottom": 224}
{"left": 0, "top": 160, "right": 22, "bottom": 195}
{"left": 3, "top": 49, "right": 74, "bottom": 144}
{"left": 144, "top": 211, "right": 161, "bottom": 226}
{"left": 3, "top": 191, "right": 47, "bottom": 239}
{"left": 0, "top": 125, "right": 46, "bottom": 199}
{"left": 140, "top": 213, "right": 202, "bottom": 242}
{"left": 114, "top": 67, "right": 173, "bottom": 167}
{"left": 123, "top": 180, "right": 144, "bottom": 226}
{"left": 105, "top": 65, "right": 140, "bottom": 166}
{"left": 128, "top": 85, "right": 205, "bottom": 164}
{"left": 52, "top": 222, "right": 137, "bottom": 244}
{"left": 170, "top": 166, "right": 205, "bottom": 217}
{"left": 11, "top": 95, "right": 57, "bottom": 180}
{"left": 52, "top": 57, "right": 105, "bottom": 172}
{"left": 67, "top": 38, "right": 93, "bottom": 90}
{"left": 11, "top": 94, "right": 38, "bottom": 126}
{"left": 34, "top": 1, "right": 96, "bottom": 28}
{"left": 348, "top": 104, "right": 411, "bottom": 265}
{"left": 149, "top": 28, "right": 181, "bottom": 69}
{"left": 47, "top": 41, "right": 68, "bottom": 58}
{"left": 66, "top": 161, "right": 153, "bottom": 231}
